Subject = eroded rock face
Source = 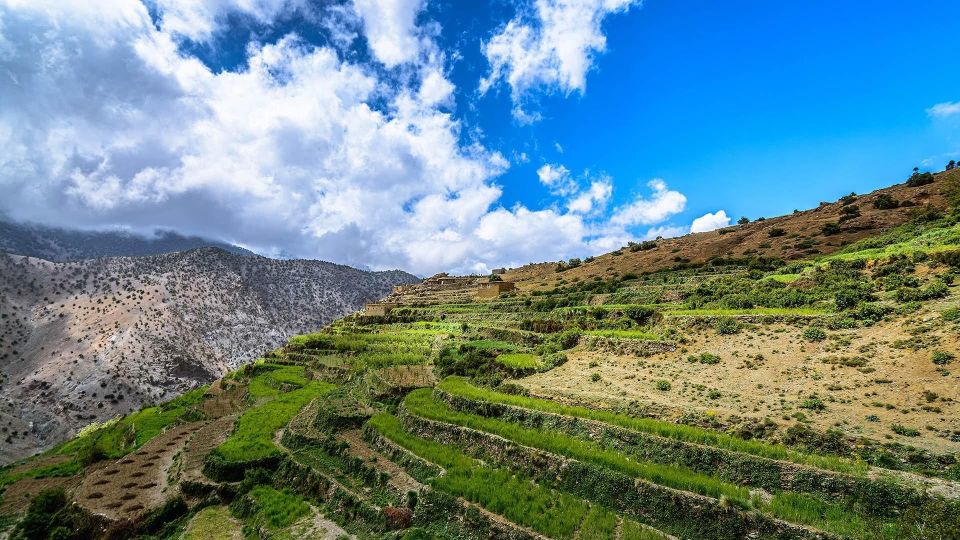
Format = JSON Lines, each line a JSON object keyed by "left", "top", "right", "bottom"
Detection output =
{"left": 0, "top": 248, "right": 419, "bottom": 463}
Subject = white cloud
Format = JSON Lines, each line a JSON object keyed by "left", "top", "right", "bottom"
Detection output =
{"left": 689, "top": 210, "right": 730, "bottom": 233}
{"left": 418, "top": 68, "right": 455, "bottom": 107}
{"left": 153, "top": 0, "right": 310, "bottom": 41}
{"left": 567, "top": 178, "right": 612, "bottom": 214}
{"left": 641, "top": 224, "right": 686, "bottom": 241}
{"left": 609, "top": 179, "right": 686, "bottom": 227}
{"left": 352, "top": 0, "right": 425, "bottom": 67}
{"left": 927, "top": 101, "right": 960, "bottom": 118}
{"left": 536, "top": 163, "right": 577, "bottom": 195}
{"left": 480, "top": 0, "right": 639, "bottom": 120}
{"left": 0, "top": 0, "right": 694, "bottom": 276}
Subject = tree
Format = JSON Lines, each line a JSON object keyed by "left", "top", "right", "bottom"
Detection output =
{"left": 947, "top": 159, "right": 956, "bottom": 171}
{"left": 737, "top": 217, "right": 750, "bottom": 225}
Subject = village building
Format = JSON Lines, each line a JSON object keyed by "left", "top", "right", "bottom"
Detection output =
{"left": 364, "top": 302, "right": 398, "bottom": 316}
{"left": 476, "top": 281, "right": 516, "bottom": 298}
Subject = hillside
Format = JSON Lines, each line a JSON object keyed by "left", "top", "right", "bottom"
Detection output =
{"left": 504, "top": 170, "right": 953, "bottom": 289}
{"left": 1, "top": 170, "right": 960, "bottom": 540}
{"left": 0, "top": 219, "right": 255, "bottom": 261}
{"left": 0, "top": 248, "right": 418, "bottom": 463}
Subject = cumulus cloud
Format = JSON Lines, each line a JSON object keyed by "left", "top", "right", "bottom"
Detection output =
{"left": 153, "top": 0, "right": 311, "bottom": 41}
{"left": 609, "top": 179, "right": 686, "bottom": 227}
{"left": 480, "top": 0, "right": 639, "bottom": 120}
{"left": 689, "top": 210, "right": 730, "bottom": 233}
{"left": 927, "top": 101, "right": 960, "bottom": 118}
{"left": 352, "top": 0, "right": 426, "bottom": 67}
{"left": 0, "top": 0, "right": 687, "bottom": 276}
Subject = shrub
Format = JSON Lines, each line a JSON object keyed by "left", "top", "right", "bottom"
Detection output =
{"left": 802, "top": 327, "right": 827, "bottom": 342}
{"left": 714, "top": 317, "right": 740, "bottom": 335}
{"left": 768, "top": 228, "right": 786, "bottom": 237}
{"left": 738, "top": 217, "right": 750, "bottom": 225}
{"left": 822, "top": 222, "right": 842, "bottom": 236}
{"left": 906, "top": 169, "right": 935, "bottom": 187}
{"left": 943, "top": 308, "right": 960, "bottom": 322}
{"left": 688, "top": 352, "right": 720, "bottom": 365}
{"left": 890, "top": 424, "right": 920, "bottom": 437}
{"left": 590, "top": 373, "right": 601, "bottom": 382}
{"left": 654, "top": 380, "right": 671, "bottom": 391}
{"left": 799, "top": 396, "right": 826, "bottom": 411}
{"left": 873, "top": 194, "right": 898, "bottom": 210}
{"left": 932, "top": 351, "right": 955, "bottom": 366}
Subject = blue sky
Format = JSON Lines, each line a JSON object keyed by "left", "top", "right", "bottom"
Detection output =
{"left": 1, "top": 0, "right": 958, "bottom": 274}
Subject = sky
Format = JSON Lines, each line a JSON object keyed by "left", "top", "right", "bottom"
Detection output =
{"left": 1, "top": 0, "right": 959, "bottom": 275}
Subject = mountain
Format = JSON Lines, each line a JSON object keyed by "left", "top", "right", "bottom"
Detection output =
{"left": 0, "top": 248, "right": 418, "bottom": 463}
{"left": 0, "top": 219, "right": 255, "bottom": 261}
{"left": 2, "top": 171, "right": 960, "bottom": 540}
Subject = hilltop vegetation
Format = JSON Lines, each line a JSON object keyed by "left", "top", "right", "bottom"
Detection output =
{"left": 1, "top": 169, "right": 960, "bottom": 539}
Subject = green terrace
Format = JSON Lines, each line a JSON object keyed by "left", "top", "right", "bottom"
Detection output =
{"left": 399, "top": 388, "right": 902, "bottom": 538}
{"left": 366, "top": 413, "right": 671, "bottom": 540}
{"left": 436, "top": 377, "right": 866, "bottom": 474}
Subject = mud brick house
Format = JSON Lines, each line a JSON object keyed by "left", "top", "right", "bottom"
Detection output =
{"left": 476, "top": 281, "right": 516, "bottom": 298}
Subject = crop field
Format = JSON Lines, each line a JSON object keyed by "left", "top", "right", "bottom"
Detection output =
{"left": 2, "top": 193, "right": 960, "bottom": 539}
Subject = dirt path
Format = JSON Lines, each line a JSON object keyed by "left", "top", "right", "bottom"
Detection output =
{"left": 285, "top": 506, "right": 355, "bottom": 540}
{"left": 75, "top": 422, "right": 205, "bottom": 521}
{"left": 337, "top": 429, "right": 422, "bottom": 495}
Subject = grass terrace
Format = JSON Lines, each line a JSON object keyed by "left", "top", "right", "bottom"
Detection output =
{"left": 367, "top": 413, "right": 669, "bottom": 540}
{"left": 437, "top": 377, "right": 867, "bottom": 475}
{"left": 214, "top": 365, "right": 334, "bottom": 463}
{"left": 403, "top": 389, "right": 752, "bottom": 506}
{"left": 494, "top": 353, "right": 543, "bottom": 370}
{"left": 583, "top": 329, "right": 662, "bottom": 340}
{"left": 662, "top": 307, "right": 830, "bottom": 317}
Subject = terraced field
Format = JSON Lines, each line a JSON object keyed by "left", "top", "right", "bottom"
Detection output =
{"left": 2, "top": 178, "right": 960, "bottom": 539}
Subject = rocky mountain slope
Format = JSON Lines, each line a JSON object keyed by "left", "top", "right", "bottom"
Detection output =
{"left": 0, "top": 248, "right": 418, "bottom": 463}
{"left": 0, "top": 218, "right": 255, "bottom": 261}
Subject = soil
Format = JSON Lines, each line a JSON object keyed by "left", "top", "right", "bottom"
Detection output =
{"left": 75, "top": 422, "right": 205, "bottom": 521}
{"left": 519, "top": 312, "right": 960, "bottom": 454}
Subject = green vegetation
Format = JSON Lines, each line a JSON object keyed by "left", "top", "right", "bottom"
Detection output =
{"left": 494, "top": 352, "right": 542, "bottom": 369}
{"left": 437, "top": 377, "right": 866, "bottom": 474}
{"left": 368, "top": 413, "right": 659, "bottom": 540}
{"left": 183, "top": 506, "right": 241, "bottom": 540}
{"left": 215, "top": 366, "right": 333, "bottom": 462}
{"left": 404, "top": 389, "right": 751, "bottom": 505}
{"left": 665, "top": 307, "right": 828, "bottom": 316}
{"left": 583, "top": 329, "right": 660, "bottom": 340}
{"left": 236, "top": 486, "right": 310, "bottom": 531}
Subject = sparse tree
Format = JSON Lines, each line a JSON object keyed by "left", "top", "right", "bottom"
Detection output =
{"left": 737, "top": 217, "right": 750, "bottom": 225}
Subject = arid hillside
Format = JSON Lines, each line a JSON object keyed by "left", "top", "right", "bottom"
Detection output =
{"left": 0, "top": 248, "right": 418, "bottom": 463}
{"left": 504, "top": 169, "right": 957, "bottom": 289}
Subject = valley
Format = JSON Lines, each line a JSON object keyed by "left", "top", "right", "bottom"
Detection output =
{"left": 1, "top": 169, "right": 959, "bottom": 539}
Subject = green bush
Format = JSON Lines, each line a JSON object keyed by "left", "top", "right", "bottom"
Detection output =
{"left": 714, "top": 317, "right": 740, "bottom": 335}
{"left": 822, "top": 222, "right": 842, "bottom": 236}
{"left": 873, "top": 194, "right": 898, "bottom": 210}
{"left": 654, "top": 380, "right": 672, "bottom": 391}
{"left": 687, "top": 352, "right": 720, "bottom": 365}
{"left": 932, "top": 351, "right": 955, "bottom": 366}
{"left": 802, "top": 327, "right": 827, "bottom": 342}
{"left": 890, "top": 424, "right": 920, "bottom": 437}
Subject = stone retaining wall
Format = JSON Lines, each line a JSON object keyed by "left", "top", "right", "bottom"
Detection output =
{"left": 579, "top": 335, "right": 677, "bottom": 356}
{"left": 398, "top": 405, "right": 839, "bottom": 540}
{"left": 434, "top": 387, "right": 923, "bottom": 518}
